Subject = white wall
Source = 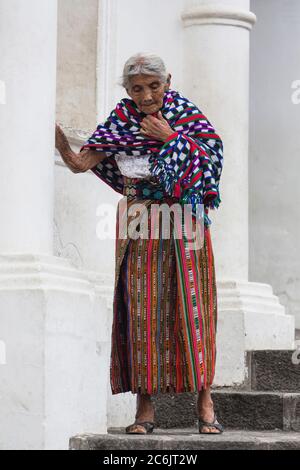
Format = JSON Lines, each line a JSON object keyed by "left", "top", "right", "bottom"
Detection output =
{"left": 54, "top": 0, "right": 186, "bottom": 277}
{"left": 56, "top": 0, "right": 98, "bottom": 132}
{"left": 249, "top": 0, "right": 300, "bottom": 326}
{"left": 106, "top": 0, "right": 185, "bottom": 111}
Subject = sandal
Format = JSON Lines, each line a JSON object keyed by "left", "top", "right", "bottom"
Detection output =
{"left": 198, "top": 412, "right": 224, "bottom": 434}
{"left": 125, "top": 421, "right": 155, "bottom": 434}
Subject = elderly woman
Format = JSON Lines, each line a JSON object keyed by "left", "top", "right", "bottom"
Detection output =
{"left": 55, "top": 53, "right": 224, "bottom": 435}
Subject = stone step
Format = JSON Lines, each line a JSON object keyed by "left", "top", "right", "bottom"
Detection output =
{"left": 247, "top": 350, "right": 300, "bottom": 392}
{"left": 212, "top": 389, "right": 300, "bottom": 431}
{"left": 151, "top": 388, "right": 300, "bottom": 431}
{"left": 69, "top": 428, "right": 300, "bottom": 450}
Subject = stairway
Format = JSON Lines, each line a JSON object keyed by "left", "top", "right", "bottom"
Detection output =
{"left": 69, "top": 349, "right": 300, "bottom": 450}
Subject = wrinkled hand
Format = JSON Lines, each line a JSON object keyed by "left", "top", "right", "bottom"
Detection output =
{"left": 140, "top": 111, "right": 174, "bottom": 142}
{"left": 55, "top": 123, "right": 64, "bottom": 150}
{"left": 55, "top": 123, "right": 89, "bottom": 173}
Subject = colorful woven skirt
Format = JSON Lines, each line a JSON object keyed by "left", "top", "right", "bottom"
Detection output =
{"left": 110, "top": 176, "right": 218, "bottom": 395}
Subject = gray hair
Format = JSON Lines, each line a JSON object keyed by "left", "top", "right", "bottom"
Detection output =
{"left": 121, "top": 52, "right": 169, "bottom": 89}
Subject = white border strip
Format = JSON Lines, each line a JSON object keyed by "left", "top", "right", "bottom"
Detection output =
{"left": 0, "top": 80, "right": 6, "bottom": 105}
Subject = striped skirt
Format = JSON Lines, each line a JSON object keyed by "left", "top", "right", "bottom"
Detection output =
{"left": 110, "top": 176, "right": 218, "bottom": 395}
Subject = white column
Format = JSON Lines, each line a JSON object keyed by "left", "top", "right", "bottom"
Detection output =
{"left": 0, "top": 0, "right": 56, "bottom": 254}
{"left": 182, "top": 0, "right": 255, "bottom": 280}
{"left": 181, "top": 0, "right": 295, "bottom": 386}
{"left": 0, "top": 0, "right": 110, "bottom": 449}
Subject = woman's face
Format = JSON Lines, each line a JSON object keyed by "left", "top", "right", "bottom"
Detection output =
{"left": 126, "top": 74, "right": 170, "bottom": 115}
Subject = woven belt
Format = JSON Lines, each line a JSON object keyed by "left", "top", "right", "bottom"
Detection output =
{"left": 122, "top": 176, "right": 210, "bottom": 227}
{"left": 123, "top": 176, "right": 167, "bottom": 200}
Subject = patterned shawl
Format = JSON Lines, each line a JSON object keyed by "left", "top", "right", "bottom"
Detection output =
{"left": 80, "top": 89, "right": 223, "bottom": 225}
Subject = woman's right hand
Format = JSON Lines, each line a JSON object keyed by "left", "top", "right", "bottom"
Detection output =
{"left": 55, "top": 122, "right": 107, "bottom": 173}
{"left": 55, "top": 123, "right": 86, "bottom": 173}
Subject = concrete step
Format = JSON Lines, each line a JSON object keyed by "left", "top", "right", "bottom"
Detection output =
{"left": 69, "top": 428, "right": 300, "bottom": 450}
{"left": 131, "top": 350, "right": 300, "bottom": 430}
{"left": 212, "top": 389, "right": 300, "bottom": 431}
{"left": 248, "top": 350, "right": 300, "bottom": 392}
{"left": 151, "top": 389, "right": 300, "bottom": 431}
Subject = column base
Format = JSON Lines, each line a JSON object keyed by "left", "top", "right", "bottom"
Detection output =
{"left": 84, "top": 271, "right": 137, "bottom": 429}
{"left": 214, "top": 280, "right": 295, "bottom": 387}
{"left": 0, "top": 254, "right": 111, "bottom": 450}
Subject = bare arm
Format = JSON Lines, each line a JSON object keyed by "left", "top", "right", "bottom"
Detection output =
{"left": 55, "top": 123, "right": 107, "bottom": 173}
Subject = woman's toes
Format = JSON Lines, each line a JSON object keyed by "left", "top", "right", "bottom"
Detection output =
{"left": 209, "top": 427, "right": 220, "bottom": 433}
{"left": 200, "top": 424, "right": 221, "bottom": 433}
{"left": 133, "top": 425, "right": 146, "bottom": 434}
{"left": 126, "top": 424, "right": 146, "bottom": 434}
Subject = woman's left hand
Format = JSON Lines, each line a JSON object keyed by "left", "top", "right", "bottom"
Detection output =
{"left": 140, "top": 111, "right": 175, "bottom": 142}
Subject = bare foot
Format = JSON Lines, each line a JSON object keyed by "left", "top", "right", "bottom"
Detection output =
{"left": 126, "top": 393, "right": 155, "bottom": 434}
{"left": 197, "top": 388, "right": 222, "bottom": 433}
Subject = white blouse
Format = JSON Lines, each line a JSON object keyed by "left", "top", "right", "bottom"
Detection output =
{"left": 115, "top": 154, "right": 152, "bottom": 178}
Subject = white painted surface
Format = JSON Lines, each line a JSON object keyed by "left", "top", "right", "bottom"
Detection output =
{"left": 54, "top": 149, "right": 121, "bottom": 275}
{"left": 99, "top": 0, "right": 185, "bottom": 117}
{"left": 0, "top": 0, "right": 109, "bottom": 450}
{"left": 0, "top": 340, "right": 6, "bottom": 365}
{"left": 249, "top": 0, "right": 300, "bottom": 327}
{"left": 180, "top": 0, "right": 294, "bottom": 387}
{"left": 214, "top": 280, "right": 295, "bottom": 385}
{"left": 0, "top": 80, "right": 5, "bottom": 104}
{"left": 56, "top": 0, "right": 98, "bottom": 132}
{"left": 0, "top": 0, "right": 57, "bottom": 254}
{"left": 181, "top": 0, "right": 255, "bottom": 281}
{"left": 0, "top": 255, "right": 110, "bottom": 449}
{"left": 0, "top": 0, "right": 298, "bottom": 449}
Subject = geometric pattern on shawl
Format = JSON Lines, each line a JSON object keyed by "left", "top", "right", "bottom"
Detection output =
{"left": 80, "top": 89, "right": 224, "bottom": 224}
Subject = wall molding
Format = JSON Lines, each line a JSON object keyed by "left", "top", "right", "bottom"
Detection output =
{"left": 182, "top": 4, "right": 256, "bottom": 30}
{"left": 56, "top": 122, "right": 92, "bottom": 146}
